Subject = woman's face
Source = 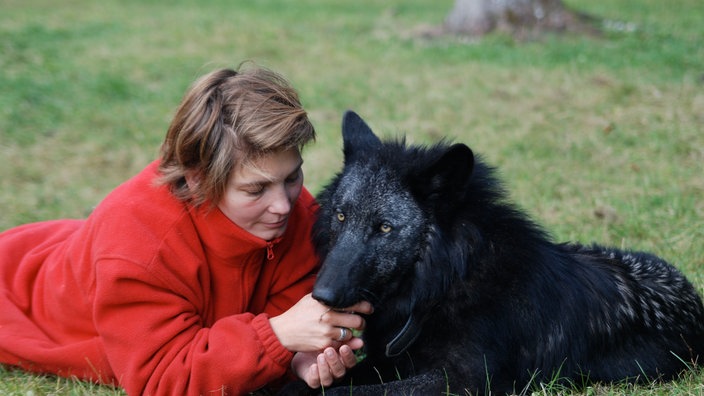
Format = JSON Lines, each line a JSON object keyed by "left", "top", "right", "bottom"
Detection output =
{"left": 219, "top": 148, "right": 304, "bottom": 241}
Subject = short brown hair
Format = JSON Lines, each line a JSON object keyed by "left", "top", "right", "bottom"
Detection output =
{"left": 158, "top": 65, "right": 315, "bottom": 206}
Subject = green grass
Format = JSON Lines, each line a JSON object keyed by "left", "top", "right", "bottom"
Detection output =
{"left": 0, "top": 366, "right": 124, "bottom": 396}
{"left": 1, "top": 0, "right": 703, "bottom": 394}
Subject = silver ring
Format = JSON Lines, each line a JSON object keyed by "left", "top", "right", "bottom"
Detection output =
{"left": 337, "top": 327, "right": 348, "bottom": 341}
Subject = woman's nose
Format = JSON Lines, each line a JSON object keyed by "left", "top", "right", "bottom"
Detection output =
{"left": 268, "top": 185, "right": 292, "bottom": 215}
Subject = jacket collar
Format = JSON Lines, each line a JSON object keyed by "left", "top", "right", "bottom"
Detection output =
{"left": 189, "top": 203, "right": 276, "bottom": 263}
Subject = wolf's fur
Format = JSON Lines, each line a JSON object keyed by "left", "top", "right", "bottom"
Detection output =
{"left": 296, "top": 111, "right": 704, "bottom": 395}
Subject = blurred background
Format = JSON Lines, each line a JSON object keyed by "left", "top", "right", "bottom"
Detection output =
{"left": 2, "top": 0, "right": 702, "bottom": 274}
{"left": 2, "top": 0, "right": 702, "bottom": 279}
{"left": 1, "top": 0, "right": 703, "bottom": 393}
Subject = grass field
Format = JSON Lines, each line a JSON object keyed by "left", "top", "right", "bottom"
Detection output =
{"left": 1, "top": 0, "right": 703, "bottom": 394}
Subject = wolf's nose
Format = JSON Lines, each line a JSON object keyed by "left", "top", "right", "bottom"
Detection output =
{"left": 312, "top": 286, "right": 339, "bottom": 307}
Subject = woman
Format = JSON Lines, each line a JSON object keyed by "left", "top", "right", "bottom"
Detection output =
{"left": 0, "top": 65, "right": 371, "bottom": 395}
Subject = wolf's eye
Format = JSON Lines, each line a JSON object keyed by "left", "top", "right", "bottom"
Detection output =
{"left": 380, "top": 223, "right": 392, "bottom": 233}
{"left": 336, "top": 212, "right": 345, "bottom": 222}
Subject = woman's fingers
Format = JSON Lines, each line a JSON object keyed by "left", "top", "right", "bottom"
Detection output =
{"left": 316, "top": 351, "right": 333, "bottom": 386}
{"left": 346, "top": 300, "right": 374, "bottom": 315}
{"left": 307, "top": 364, "right": 321, "bottom": 389}
{"left": 316, "top": 347, "right": 354, "bottom": 387}
{"left": 320, "top": 310, "right": 366, "bottom": 331}
{"left": 271, "top": 295, "right": 374, "bottom": 352}
{"left": 293, "top": 346, "right": 361, "bottom": 389}
{"left": 324, "top": 348, "right": 347, "bottom": 379}
{"left": 343, "top": 336, "right": 364, "bottom": 351}
{"left": 338, "top": 345, "right": 357, "bottom": 368}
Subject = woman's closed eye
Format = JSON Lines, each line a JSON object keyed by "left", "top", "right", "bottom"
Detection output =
{"left": 285, "top": 168, "right": 302, "bottom": 184}
{"left": 243, "top": 184, "right": 266, "bottom": 197}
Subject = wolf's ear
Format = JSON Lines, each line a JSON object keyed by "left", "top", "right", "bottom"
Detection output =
{"left": 413, "top": 143, "right": 474, "bottom": 202}
{"left": 342, "top": 110, "right": 381, "bottom": 161}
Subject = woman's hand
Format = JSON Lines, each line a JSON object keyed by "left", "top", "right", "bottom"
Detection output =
{"left": 291, "top": 345, "right": 358, "bottom": 388}
{"left": 269, "top": 293, "right": 373, "bottom": 352}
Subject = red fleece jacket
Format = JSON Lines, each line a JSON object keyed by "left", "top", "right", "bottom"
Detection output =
{"left": 0, "top": 161, "right": 319, "bottom": 395}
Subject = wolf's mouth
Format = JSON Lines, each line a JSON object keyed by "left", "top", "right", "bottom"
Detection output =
{"left": 358, "top": 288, "right": 381, "bottom": 307}
{"left": 312, "top": 286, "right": 381, "bottom": 311}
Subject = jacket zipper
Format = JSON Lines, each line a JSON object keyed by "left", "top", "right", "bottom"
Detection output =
{"left": 266, "top": 241, "right": 275, "bottom": 260}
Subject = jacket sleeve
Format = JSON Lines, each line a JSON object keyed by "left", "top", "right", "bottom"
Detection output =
{"left": 93, "top": 259, "right": 291, "bottom": 396}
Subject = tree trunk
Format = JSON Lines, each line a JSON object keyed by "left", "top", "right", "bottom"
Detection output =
{"left": 444, "top": 0, "right": 596, "bottom": 37}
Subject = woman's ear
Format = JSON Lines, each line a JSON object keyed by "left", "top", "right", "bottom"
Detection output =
{"left": 184, "top": 170, "right": 201, "bottom": 192}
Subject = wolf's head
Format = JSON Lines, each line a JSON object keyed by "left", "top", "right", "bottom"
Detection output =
{"left": 312, "top": 111, "right": 475, "bottom": 312}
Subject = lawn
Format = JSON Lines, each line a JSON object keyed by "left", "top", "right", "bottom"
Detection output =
{"left": 1, "top": 0, "right": 702, "bottom": 394}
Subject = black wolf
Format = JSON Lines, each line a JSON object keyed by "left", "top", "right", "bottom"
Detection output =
{"left": 302, "top": 111, "right": 704, "bottom": 395}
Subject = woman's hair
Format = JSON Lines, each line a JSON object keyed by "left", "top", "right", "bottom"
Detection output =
{"left": 158, "top": 65, "right": 315, "bottom": 206}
